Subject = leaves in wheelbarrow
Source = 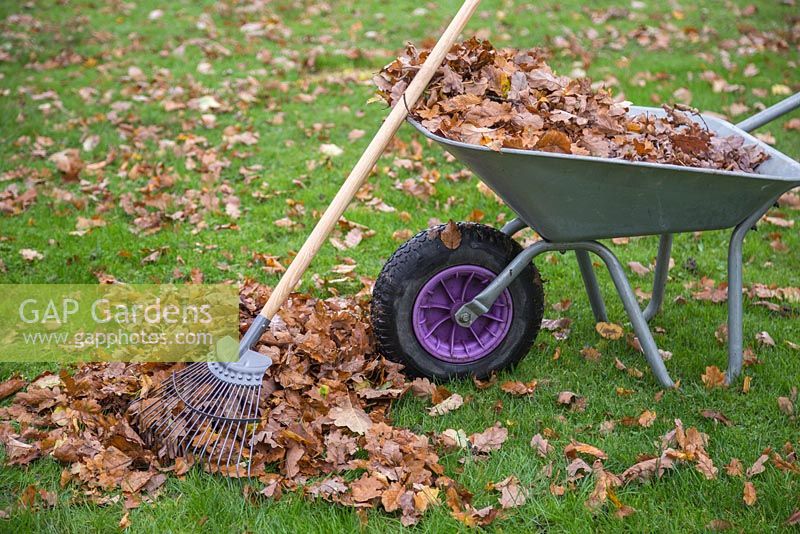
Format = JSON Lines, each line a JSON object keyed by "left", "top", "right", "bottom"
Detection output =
{"left": 375, "top": 38, "right": 768, "bottom": 173}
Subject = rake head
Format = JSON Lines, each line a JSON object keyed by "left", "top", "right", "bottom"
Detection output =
{"left": 130, "top": 316, "right": 272, "bottom": 477}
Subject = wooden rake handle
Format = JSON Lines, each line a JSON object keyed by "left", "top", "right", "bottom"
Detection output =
{"left": 260, "top": 0, "right": 482, "bottom": 320}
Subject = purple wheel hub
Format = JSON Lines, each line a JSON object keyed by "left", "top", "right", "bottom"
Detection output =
{"left": 412, "top": 264, "right": 513, "bottom": 363}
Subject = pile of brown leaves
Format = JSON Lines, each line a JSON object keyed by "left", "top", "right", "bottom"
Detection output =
{"left": 374, "top": 38, "right": 768, "bottom": 172}
{"left": 0, "top": 281, "right": 494, "bottom": 525}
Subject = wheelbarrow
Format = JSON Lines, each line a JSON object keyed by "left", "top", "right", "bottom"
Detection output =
{"left": 371, "top": 93, "right": 800, "bottom": 387}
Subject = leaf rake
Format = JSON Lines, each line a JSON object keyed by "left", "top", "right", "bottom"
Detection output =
{"left": 129, "top": 0, "right": 484, "bottom": 475}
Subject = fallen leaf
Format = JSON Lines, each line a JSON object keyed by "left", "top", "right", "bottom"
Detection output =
{"left": 701, "top": 366, "right": 726, "bottom": 389}
{"left": 580, "top": 346, "right": 602, "bottom": 362}
{"left": 742, "top": 481, "right": 756, "bottom": 506}
{"left": 428, "top": 393, "right": 464, "bottom": 416}
{"left": 706, "top": 519, "right": 734, "bottom": 531}
{"left": 777, "top": 396, "right": 794, "bottom": 416}
{"left": 329, "top": 396, "right": 373, "bottom": 435}
{"left": 564, "top": 441, "right": 607, "bottom": 460}
{"left": 492, "top": 475, "right": 527, "bottom": 509}
{"left": 700, "top": 409, "right": 733, "bottom": 426}
{"left": 557, "top": 391, "right": 587, "bottom": 412}
{"left": 49, "top": 149, "right": 83, "bottom": 180}
{"left": 628, "top": 261, "right": 650, "bottom": 277}
{"left": 469, "top": 423, "right": 508, "bottom": 453}
{"left": 351, "top": 474, "right": 385, "bottom": 503}
{"left": 595, "top": 322, "right": 623, "bottom": 340}
{"left": 0, "top": 376, "right": 26, "bottom": 400}
{"left": 786, "top": 510, "right": 800, "bottom": 526}
{"left": 319, "top": 143, "right": 343, "bottom": 157}
{"left": 440, "top": 220, "right": 461, "bottom": 250}
{"left": 755, "top": 331, "right": 775, "bottom": 347}
{"left": 530, "top": 433, "right": 553, "bottom": 457}
{"left": 500, "top": 379, "right": 537, "bottom": 396}
{"left": 746, "top": 454, "right": 769, "bottom": 478}
{"left": 725, "top": 458, "right": 743, "bottom": 477}
{"left": 440, "top": 428, "right": 469, "bottom": 449}
{"left": 638, "top": 410, "right": 656, "bottom": 428}
{"left": 20, "top": 248, "right": 44, "bottom": 262}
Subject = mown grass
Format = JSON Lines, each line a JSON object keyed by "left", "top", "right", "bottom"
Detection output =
{"left": 1, "top": 0, "right": 799, "bottom": 532}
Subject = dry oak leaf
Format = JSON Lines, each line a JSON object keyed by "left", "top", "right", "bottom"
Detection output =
{"left": 49, "top": 149, "right": 83, "bottom": 181}
{"left": 428, "top": 393, "right": 464, "bottom": 417}
{"left": 564, "top": 441, "right": 607, "bottom": 461}
{"left": 701, "top": 366, "right": 727, "bottom": 389}
{"left": 20, "top": 249, "right": 44, "bottom": 262}
{"left": 777, "top": 396, "right": 794, "bottom": 416}
{"left": 567, "top": 458, "right": 593, "bottom": 482}
{"left": 695, "top": 454, "right": 718, "bottom": 480}
{"left": 743, "top": 481, "right": 757, "bottom": 506}
{"left": 492, "top": 475, "right": 528, "bottom": 509}
{"left": 535, "top": 130, "right": 572, "bottom": 154}
{"left": 557, "top": 390, "right": 587, "bottom": 412}
{"left": 628, "top": 261, "right": 650, "bottom": 277}
{"left": 119, "top": 512, "right": 131, "bottom": 530}
{"left": 530, "top": 433, "right": 553, "bottom": 457}
{"left": 700, "top": 409, "right": 733, "bottom": 426}
{"left": 328, "top": 396, "right": 373, "bottom": 435}
{"left": 595, "top": 322, "right": 624, "bottom": 340}
{"left": 620, "top": 452, "right": 675, "bottom": 484}
{"left": 440, "top": 428, "right": 469, "bottom": 450}
{"left": 0, "top": 376, "right": 26, "bottom": 401}
{"left": 319, "top": 143, "right": 343, "bottom": 157}
{"left": 500, "top": 379, "right": 537, "bottom": 396}
{"left": 580, "top": 346, "right": 602, "bottom": 362}
{"left": 725, "top": 458, "right": 743, "bottom": 477}
{"left": 755, "top": 331, "right": 775, "bottom": 347}
{"left": 786, "top": 510, "right": 800, "bottom": 526}
{"left": 468, "top": 423, "right": 508, "bottom": 454}
{"left": 413, "top": 485, "right": 440, "bottom": 514}
{"left": 746, "top": 453, "right": 769, "bottom": 478}
{"left": 706, "top": 519, "right": 734, "bottom": 531}
{"left": 585, "top": 461, "right": 622, "bottom": 511}
{"left": 350, "top": 474, "right": 386, "bottom": 503}
{"left": 638, "top": 410, "right": 657, "bottom": 428}
{"left": 440, "top": 220, "right": 461, "bottom": 250}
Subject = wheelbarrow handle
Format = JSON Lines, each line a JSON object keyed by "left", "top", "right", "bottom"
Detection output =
{"left": 736, "top": 92, "right": 800, "bottom": 133}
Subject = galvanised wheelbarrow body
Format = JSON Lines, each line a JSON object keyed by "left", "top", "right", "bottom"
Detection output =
{"left": 407, "top": 94, "right": 800, "bottom": 388}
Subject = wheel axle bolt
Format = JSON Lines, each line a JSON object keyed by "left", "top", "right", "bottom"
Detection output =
{"left": 458, "top": 312, "right": 471, "bottom": 324}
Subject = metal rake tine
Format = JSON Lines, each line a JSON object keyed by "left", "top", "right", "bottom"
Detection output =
{"left": 216, "top": 388, "right": 244, "bottom": 467}
{"left": 175, "top": 379, "right": 238, "bottom": 455}
{"left": 211, "top": 418, "right": 236, "bottom": 468}
{"left": 246, "top": 382, "right": 263, "bottom": 477}
{"left": 186, "top": 380, "right": 242, "bottom": 458}
{"left": 157, "top": 370, "right": 230, "bottom": 449}
{"left": 227, "top": 384, "right": 260, "bottom": 471}
{"left": 136, "top": 364, "right": 209, "bottom": 423}
{"left": 197, "top": 383, "right": 245, "bottom": 461}
{"left": 218, "top": 384, "right": 256, "bottom": 469}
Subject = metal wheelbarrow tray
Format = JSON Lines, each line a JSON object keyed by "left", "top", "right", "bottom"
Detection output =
{"left": 406, "top": 95, "right": 800, "bottom": 388}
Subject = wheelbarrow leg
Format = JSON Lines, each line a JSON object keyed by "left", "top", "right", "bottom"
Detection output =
{"left": 455, "top": 240, "right": 676, "bottom": 388}
{"left": 643, "top": 234, "right": 673, "bottom": 322}
{"left": 725, "top": 197, "right": 780, "bottom": 385}
{"left": 582, "top": 242, "right": 675, "bottom": 388}
{"left": 575, "top": 251, "right": 608, "bottom": 322}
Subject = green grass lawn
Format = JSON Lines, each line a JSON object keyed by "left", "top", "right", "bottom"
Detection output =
{"left": 1, "top": 0, "right": 799, "bottom": 531}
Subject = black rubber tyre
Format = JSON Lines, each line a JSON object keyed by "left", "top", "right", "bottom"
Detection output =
{"left": 371, "top": 222, "right": 545, "bottom": 380}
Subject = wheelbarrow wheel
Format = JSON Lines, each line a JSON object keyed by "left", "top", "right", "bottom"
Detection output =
{"left": 372, "top": 222, "right": 544, "bottom": 380}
